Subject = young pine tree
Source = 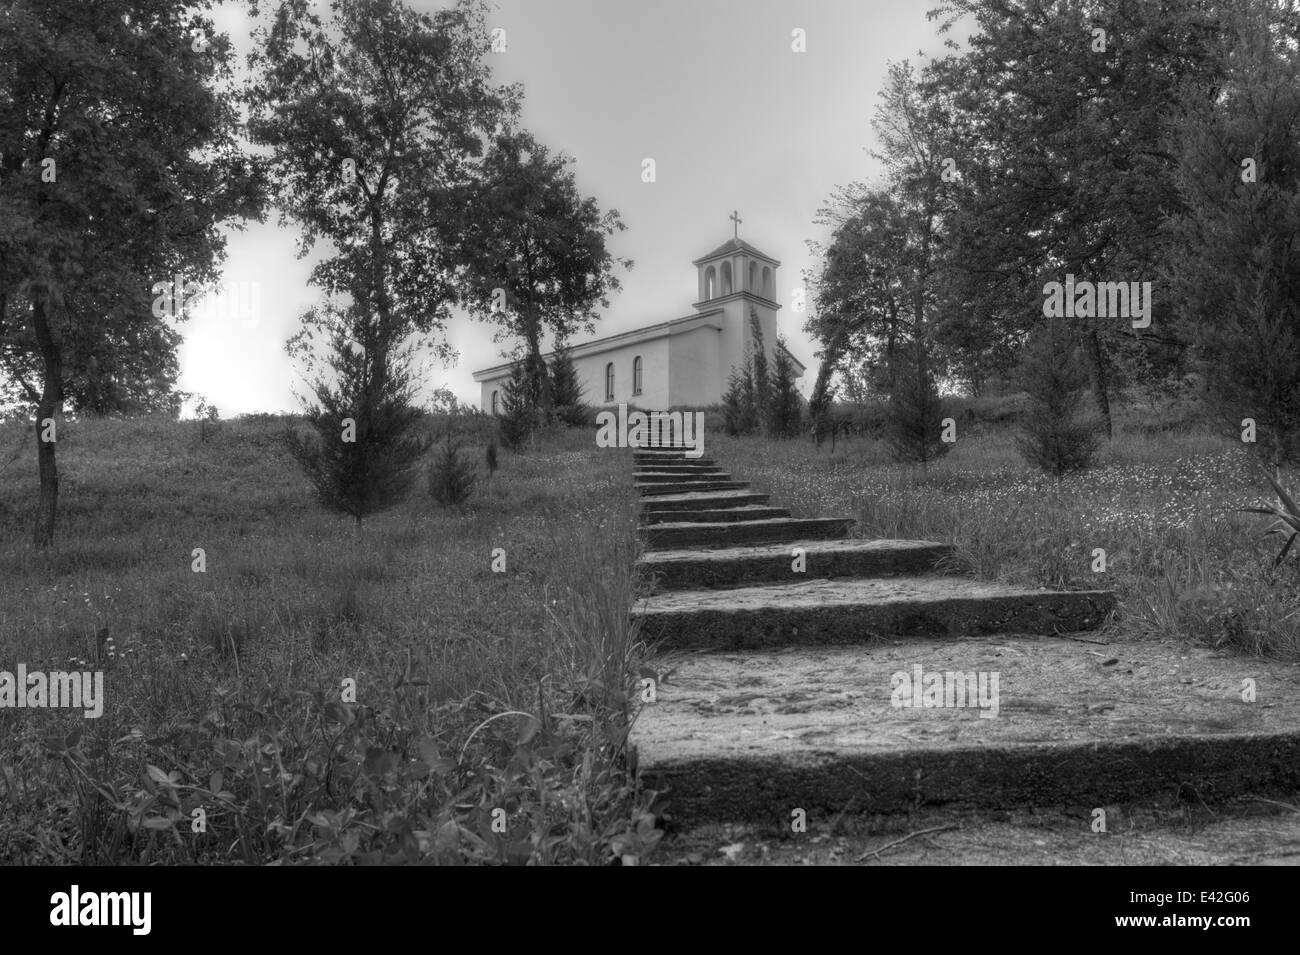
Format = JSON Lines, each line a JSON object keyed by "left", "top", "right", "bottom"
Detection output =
{"left": 748, "top": 308, "right": 771, "bottom": 424}
{"left": 287, "top": 311, "right": 431, "bottom": 525}
{"left": 548, "top": 340, "right": 588, "bottom": 427}
{"left": 1015, "top": 328, "right": 1100, "bottom": 478}
{"left": 498, "top": 358, "right": 540, "bottom": 452}
{"left": 767, "top": 337, "right": 803, "bottom": 438}
{"left": 429, "top": 425, "right": 477, "bottom": 506}
{"left": 885, "top": 336, "right": 950, "bottom": 469}
{"left": 721, "top": 356, "right": 759, "bottom": 436}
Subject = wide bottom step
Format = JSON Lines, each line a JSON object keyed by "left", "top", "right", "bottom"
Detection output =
{"left": 633, "top": 639, "right": 1300, "bottom": 826}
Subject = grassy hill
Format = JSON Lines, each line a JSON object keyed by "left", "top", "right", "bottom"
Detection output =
{"left": 1, "top": 402, "right": 1296, "bottom": 864}
{"left": 0, "top": 414, "right": 654, "bottom": 864}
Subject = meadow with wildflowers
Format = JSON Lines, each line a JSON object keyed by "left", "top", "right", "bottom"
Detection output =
{"left": 709, "top": 403, "right": 1300, "bottom": 661}
{"left": 0, "top": 414, "right": 654, "bottom": 864}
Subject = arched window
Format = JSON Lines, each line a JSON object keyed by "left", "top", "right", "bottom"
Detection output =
{"left": 632, "top": 355, "right": 643, "bottom": 395}
{"left": 605, "top": 362, "right": 615, "bottom": 401}
{"left": 490, "top": 390, "right": 499, "bottom": 415}
{"left": 749, "top": 261, "right": 758, "bottom": 292}
{"left": 761, "top": 266, "right": 773, "bottom": 298}
{"left": 704, "top": 266, "right": 716, "bottom": 299}
{"left": 720, "top": 261, "right": 733, "bottom": 295}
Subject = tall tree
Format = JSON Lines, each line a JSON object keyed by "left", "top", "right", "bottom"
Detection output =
{"left": 809, "top": 63, "right": 956, "bottom": 406}
{"left": 247, "top": 0, "right": 516, "bottom": 394}
{"left": 929, "top": 0, "right": 1227, "bottom": 430}
{"left": 0, "top": 0, "right": 264, "bottom": 546}
{"left": 1165, "top": 0, "right": 1300, "bottom": 468}
{"left": 455, "top": 129, "right": 629, "bottom": 420}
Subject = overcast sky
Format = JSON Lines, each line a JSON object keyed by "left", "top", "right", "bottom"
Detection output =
{"left": 187, "top": 0, "right": 958, "bottom": 415}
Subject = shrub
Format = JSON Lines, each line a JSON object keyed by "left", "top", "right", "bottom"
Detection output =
{"left": 1015, "top": 329, "right": 1100, "bottom": 477}
{"left": 429, "top": 426, "right": 477, "bottom": 506}
{"left": 548, "top": 341, "right": 589, "bottom": 428}
{"left": 286, "top": 324, "right": 431, "bottom": 525}
{"left": 767, "top": 336, "right": 803, "bottom": 438}
{"left": 498, "top": 360, "right": 540, "bottom": 452}
{"left": 721, "top": 357, "right": 759, "bottom": 436}
{"left": 885, "top": 336, "right": 950, "bottom": 468}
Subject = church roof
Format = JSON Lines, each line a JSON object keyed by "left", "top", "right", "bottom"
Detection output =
{"left": 692, "top": 237, "right": 780, "bottom": 266}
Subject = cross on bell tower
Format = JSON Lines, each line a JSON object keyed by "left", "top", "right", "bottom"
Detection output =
{"left": 729, "top": 210, "right": 742, "bottom": 239}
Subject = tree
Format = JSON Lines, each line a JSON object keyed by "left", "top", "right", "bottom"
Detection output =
{"left": 767, "top": 337, "right": 803, "bottom": 438}
{"left": 1015, "top": 327, "right": 1100, "bottom": 478}
{"left": 286, "top": 303, "right": 431, "bottom": 525}
{"left": 428, "top": 425, "right": 476, "bottom": 506}
{"left": 497, "top": 358, "right": 539, "bottom": 452}
{"left": 247, "top": 0, "right": 515, "bottom": 394}
{"left": 748, "top": 308, "right": 771, "bottom": 423}
{"left": 1165, "top": 2, "right": 1300, "bottom": 469}
{"left": 720, "top": 356, "right": 759, "bottom": 437}
{"left": 455, "top": 129, "right": 629, "bottom": 419}
{"left": 886, "top": 336, "right": 950, "bottom": 469}
{"left": 928, "top": 0, "right": 1227, "bottom": 434}
{"left": 0, "top": 0, "right": 265, "bottom": 545}
{"left": 548, "top": 340, "right": 588, "bottom": 428}
{"left": 808, "top": 63, "right": 956, "bottom": 420}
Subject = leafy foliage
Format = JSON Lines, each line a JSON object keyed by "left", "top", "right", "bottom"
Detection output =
{"left": 1165, "top": 3, "right": 1300, "bottom": 469}
{"left": 0, "top": 0, "right": 265, "bottom": 544}
{"left": 455, "top": 129, "right": 629, "bottom": 405}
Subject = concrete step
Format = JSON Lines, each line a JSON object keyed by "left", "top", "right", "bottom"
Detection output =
{"left": 641, "top": 505, "right": 792, "bottom": 525}
{"left": 634, "top": 450, "right": 704, "bottom": 460}
{"left": 637, "top": 538, "right": 953, "bottom": 590}
{"left": 634, "top": 464, "right": 724, "bottom": 474}
{"left": 631, "top": 639, "right": 1300, "bottom": 826}
{"left": 638, "top": 490, "right": 772, "bottom": 511}
{"left": 636, "top": 471, "right": 732, "bottom": 484}
{"left": 632, "top": 577, "right": 1116, "bottom": 650}
{"left": 641, "top": 517, "right": 855, "bottom": 550}
{"left": 637, "top": 481, "right": 749, "bottom": 496}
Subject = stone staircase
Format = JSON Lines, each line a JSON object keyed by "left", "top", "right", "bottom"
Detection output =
{"left": 627, "top": 448, "right": 1300, "bottom": 830}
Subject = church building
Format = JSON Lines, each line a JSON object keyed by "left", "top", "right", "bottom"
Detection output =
{"left": 474, "top": 224, "right": 805, "bottom": 413}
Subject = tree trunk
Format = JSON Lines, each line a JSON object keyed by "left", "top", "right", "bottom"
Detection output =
{"left": 31, "top": 294, "right": 61, "bottom": 548}
{"left": 1088, "top": 327, "right": 1113, "bottom": 439}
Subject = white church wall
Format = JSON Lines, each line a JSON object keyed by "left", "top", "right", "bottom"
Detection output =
{"left": 668, "top": 326, "right": 722, "bottom": 406}
{"left": 574, "top": 338, "right": 669, "bottom": 410}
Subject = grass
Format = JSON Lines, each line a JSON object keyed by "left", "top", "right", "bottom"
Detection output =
{"left": 709, "top": 405, "right": 1300, "bottom": 661}
{"left": 5, "top": 400, "right": 1299, "bottom": 863}
{"left": 0, "top": 414, "right": 656, "bottom": 865}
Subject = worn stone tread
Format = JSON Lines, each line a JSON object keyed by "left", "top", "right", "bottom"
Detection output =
{"left": 642, "top": 517, "right": 855, "bottom": 549}
{"left": 639, "top": 490, "right": 772, "bottom": 511}
{"left": 637, "top": 538, "right": 953, "bottom": 589}
{"left": 637, "top": 481, "right": 749, "bottom": 495}
{"left": 632, "top": 639, "right": 1300, "bottom": 823}
{"left": 641, "top": 506, "right": 792, "bottom": 525}
{"left": 633, "top": 576, "right": 1115, "bottom": 648}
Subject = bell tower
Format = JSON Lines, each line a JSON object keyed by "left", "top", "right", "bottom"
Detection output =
{"left": 692, "top": 214, "right": 781, "bottom": 382}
